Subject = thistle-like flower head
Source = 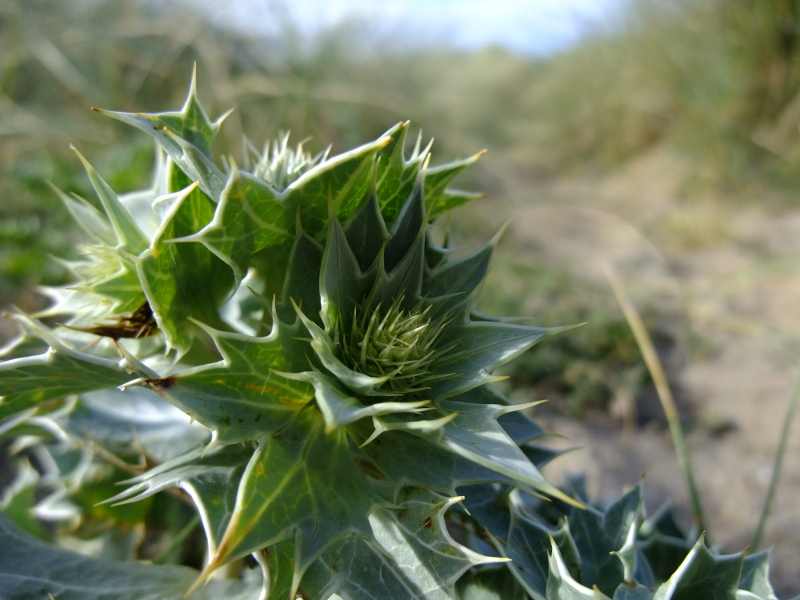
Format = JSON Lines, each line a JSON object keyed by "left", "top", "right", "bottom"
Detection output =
{"left": 0, "top": 72, "right": 575, "bottom": 600}
{"left": 248, "top": 133, "right": 328, "bottom": 191}
{"left": 338, "top": 295, "right": 455, "bottom": 396}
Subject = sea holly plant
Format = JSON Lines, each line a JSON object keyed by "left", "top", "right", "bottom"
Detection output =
{"left": 454, "top": 479, "right": 783, "bottom": 600}
{"left": 0, "top": 72, "right": 783, "bottom": 600}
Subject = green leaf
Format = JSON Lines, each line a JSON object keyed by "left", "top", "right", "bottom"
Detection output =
{"left": 492, "top": 507, "right": 579, "bottom": 600}
{"left": 147, "top": 80, "right": 222, "bottom": 158}
{"left": 739, "top": 550, "right": 778, "bottom": 600}
{"left": 144, "top": 320, "right": 314, "bottom": 443}
{"left": 385, "top": 182, "right": 426, "bottom": 272}
{"left": 344, "top": 189, "right": 390, "bottom": 272}
{"left": 401, "top": 401, "right": 577, "bottom": 506}
{"left": 569, "top": 484, "right": 643, "bottom": 595}
{"left": 0, "top": 316, "right": 147, "bottom": 421}
{"left": 299, "top": 370, "right": 429, "bottom": 432}
{"left": 187, "top": 169, "right": 292, "bottom": 288}
{"left": 137, "top": 168, "right": 234, "bottom": 354}
{"left": 638, "top": 502, "right": 693, "bottom": 581}
{"left": 119, "top": 152, "right": 170, "bottom": 239}
{"left": 369, "top": 490, "right": 502, "bottom": 590}
{"left": 206, "top": 410, "right": 380, "bottom": 580}
{"left": 424, "top": 152, "right": 485, "bottom": 218}
{"left": 72, "top": 148, "right": 150, "bottom": 254}
{"left": 442, "top": 403, "right": 560, "bottom": 493}
{"left": 522, "top": 443, "right": 571, "bottom": 469}
{"left": 372, "top": 124, "right": 484, "bottom": 225}
{"left": 430, "top": 190, "right": 484, "bottom": 221}
{"left": 252, "top": 243, "right": 296, "bottom": 330}
{"left": 547, "top": 537, "right": 613, "bottom": 600}
{"left": 300, "top": 534, "right": 430, "bottom": 600}
{"left": 52, "top": 185, "right": 116, "bottom": 246}
{"left": 652, "top": 534, "right": 743, "bottom": 600}
{"left": 62, "top": 386, "right": 209, "bottom": 462}
{"left": 613, "top": 586, "right": 655, "bottom": 600}
{"left": 320, "top": 213, "right": 366, "bottom": 324}
{"left": 371, "top": 226, "right": 427, "bottom": 309}
{"left": 426, "top": 229, "right": 453, "bottom": 269}
{"left": 430, "top": 322, "right": 549, "bottom": 398}
{"left": 68, "top": 464, "right": 155, "bottom": 528}
{"left": 0, "top": 460, "right": 46, "bottom": 540}
{"left": 85, "top": 254, "right": 147, "bottom": 313}
{"left": 93, "top": 71, "right": 228, "bottom": 200}
{"left": 60, "top": 244, "right": 146, "bottom": 314}
{"left": 425, "top": 228, "right": 500, "bottom": 314}
{"left": 287, "top": 134, "right": 391, "bottom": 238}
{"left": 737, "top": 593, "right": 766, "bottom": 600}
{"left": 457, "top": 386, "right": 547, "bottom": 444}
{"left": 457, "top": 483, "right": 512, "bottom": 540}
{"left": 300, "top": 490, "right": 501, "bottom": 600}
{"left": 352, "top": 424, "right": 517, "bottom": 494}
{"left": 612, "top": 498, "right": 645, "bottom": 585}
{"left": 260, "top": 537, "right": 295, "bottom": 600}
{"left": 0, "top": 321, "right": 49, "bottom": 361}
{"left": 374, "top": 121, "right": 426, "bottom": 226}
{"left": 105, "top": 444, "right": 250, "bottom": 557}
{"left": 276, "top": 231, "right": 323, "bottom": 325}
{"left": 0, "top": 512, "right": 260, "bottom": 600}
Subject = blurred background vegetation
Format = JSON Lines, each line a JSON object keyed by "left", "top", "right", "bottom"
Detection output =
{"left": 3, "top": 0, "right": 800, "bottom": 419}
{"left": 8, "top": 0, "right": 800, "bottom": 591}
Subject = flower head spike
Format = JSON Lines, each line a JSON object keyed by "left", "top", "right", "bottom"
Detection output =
{"left": 337, "top": 295, "right": 456, "bottom": 397}
{"left": 249, "top": 132, "right": 328, "bottom": 191}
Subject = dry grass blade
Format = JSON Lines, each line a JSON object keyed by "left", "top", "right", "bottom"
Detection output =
{"left": 751, "top": 365, "right": 800, "bottom": 550}
{"left": 605, "top": 263, "right": 707, "bottom": 534}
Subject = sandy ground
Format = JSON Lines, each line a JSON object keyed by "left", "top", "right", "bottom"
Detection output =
{"left": 466, "top": 149, "right": 800, "bottom": 595}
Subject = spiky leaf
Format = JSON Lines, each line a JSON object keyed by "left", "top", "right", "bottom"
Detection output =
{"left": 106, "top": 444, "right": 250, "bottom": 556}
{"left": 94, "top": 70, "right": 228, "bottom": 200}
{"left": 429, "top": 322, "right": 549, "bottom": 397}
{"left": 0, "top": 317, "right": 148, "bottom": 421}
{"left": 492, "top": 510, "right": 579, "bottom": 600}
{"left": 547, "top": 538, "right": 612, "bottom": 600}
{"left": 204, "top": 409, "right": 380, "bottom": 580}
{"left": 72, "top": 149, "right": 150, "bottom": 254}
{"left": 569, "top": 484, "right": 643, "bottom": 595}
{"left": 61, "top": 386, "right": 209, "bottom": 462}
{"left": 299, "top": 490, "right": 502, "bottom": 600}
{"left": 739, "top": 551, "right": 778, "bottom": 600}
{"left": 137, "top": 166, "right": 234, "bottom": 353}
{"left": 186, "top": 170, "right": 292, "bottom": 288}
{"left": 425, "top": 153, "right": 485, "bottom": 219}
{"left": 652, "top": 535, "right": 743, "bottom": 600}
{"left": 0, "top": 513, "right": 259, "bottom": 600}
{"left": 415, "top": 401, "right": 577, "bottom": 506}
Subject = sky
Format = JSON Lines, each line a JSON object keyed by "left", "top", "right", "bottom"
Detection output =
{"left": 194, "top": 0, "right": 624, "bottom": 56}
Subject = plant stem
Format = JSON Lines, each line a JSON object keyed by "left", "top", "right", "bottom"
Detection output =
{"left": 751, "top": 364, "right": 800, "bottom": 550}
{"left": 605, "top": 264, "right": 706, "bottom": 534}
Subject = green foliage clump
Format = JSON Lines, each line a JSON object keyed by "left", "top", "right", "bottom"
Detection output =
{"left": 0, "top": 73, "right": 781, "bottom": 600}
